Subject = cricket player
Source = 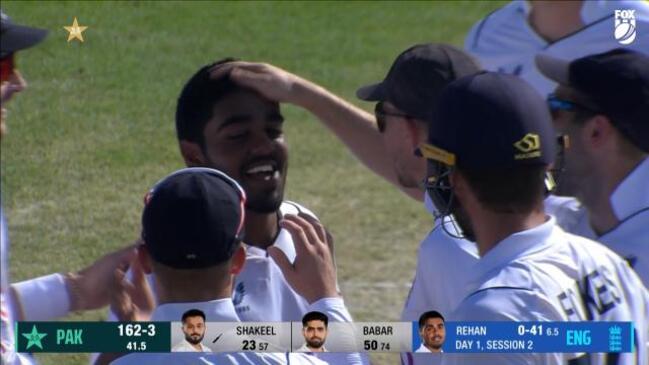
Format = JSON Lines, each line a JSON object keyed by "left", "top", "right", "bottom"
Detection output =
{"left": 1, "top": 11, "right": 141, "bottom": 365}
{"left": 415, "top": 311, "right": 445, "bottom": 353}
{"left": 465, "top": 0, "right": 649, "bottom": 96}
{"left": 105, "top": 59, "right": 320, "bottom": 326}
{"left": 108, "top": 168, "right": 361, "bottom": 365}
{"left": 418, "top": 71, "right": 649, "bottom": 365}
{"left": 536, "top": 49, "right": 649, "bottom": 287}
{"left": 210, "top": 45, "right": 483, "bottom": 322}
{"left": 172, "top": 309, "right": 212, "bottom": 352}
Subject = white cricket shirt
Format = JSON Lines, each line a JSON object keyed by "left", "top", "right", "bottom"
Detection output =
{"left": 465, "top": 0, "right": 649, "bottom": 97}
{"left": 443, "top": 217, "right": 649, "bottom": 365}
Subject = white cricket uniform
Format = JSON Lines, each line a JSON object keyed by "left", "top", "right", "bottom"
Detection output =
{"left": 172, "top": 339, "right": 213, "bottom": 353}
{"left": 401, "top": 194, "right": 646, "bottom": 365}
{"left": 414, "top": 344, "right": 432, "bottom": 353}
{"left": 544, "top": 157, "right": 649, "bottom": 287}
{"left": 111, "top": 298, "right": 361, "bottom": 365}
{"left": 465, "top": 0, "right": 649, "bottom": 97}
{"left": 2, "top": 204, "right": 73, "bottom": 365}
{"left": 233, "top": 201, "right": 312, "bottom": 322}
{"left": 106, "top": 201, "right": 313, "bottom": 324}
{"left": 442, "top": 217, "right": 649, "bottom": 365}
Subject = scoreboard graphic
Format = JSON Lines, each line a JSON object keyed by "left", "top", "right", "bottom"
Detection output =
{"left": 16, "top": 321, "right": 636, "bottom": 353}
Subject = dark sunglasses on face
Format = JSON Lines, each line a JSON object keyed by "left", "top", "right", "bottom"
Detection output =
{"left": 546, "top": 93, "right": 599, "bottom": 118}
{"left": 374, "top": 101, "right": 413, "bottom": 133}
{"left": 1, "top": 53, "right": 16, "bottom": 83}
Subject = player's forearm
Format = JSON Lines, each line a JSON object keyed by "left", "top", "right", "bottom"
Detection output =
{"left": 292, "top": 80, "right": 400, "bottom": 185}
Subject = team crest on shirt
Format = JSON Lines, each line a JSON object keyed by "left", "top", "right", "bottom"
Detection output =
{"left": 233, "top": 282, "right": 246, "bottom": 306}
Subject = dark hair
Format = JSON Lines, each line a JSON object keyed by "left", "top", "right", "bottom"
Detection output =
{"left": 418, "top": 311, "right": 444, "bottom": 330}
{"left": 175, "top": 57, "right": 241, "bottom": 148}
{"left": 458, "top": 165, "right": 546, "bottom": 214}
{"left": 302, "top": 311, "right": 328, "bottom": 327}
{"left": 182, "top": 309, "right": 206, "bottom": 323}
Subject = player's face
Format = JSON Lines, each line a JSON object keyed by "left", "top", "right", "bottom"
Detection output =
{"left": 421, "top": 318, "right": 445, "bottom": 351}
{"left": 549, "top": 86, "right": 595, "bottom": 198}
{"left": 182, "top": 316, "right": 206, "bottom": 345}
{"left": 303, "top": 320, "right": 327, "bottom": 349}
{"left": 0, "top": 53, "right": 28, "bottom": 140}
{"left": 201, "top": 89, "right": 288, "bottom": 213}
{"left": 377, "top": 101, "right": 424, "bottom": 189}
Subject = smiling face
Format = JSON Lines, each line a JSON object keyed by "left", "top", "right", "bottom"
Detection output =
{"left": 200, "top": 89, "right": 287, "bottom": 213}
{"left": 420, "top": 317, "right": 445, "bottom": 352}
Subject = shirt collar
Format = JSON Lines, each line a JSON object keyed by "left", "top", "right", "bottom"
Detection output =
{"left": 468, "top": 216, "right": 556, "bottom": 286}
{"left": 610, "top": 157, "right": 649, "bottom": 222}
{"left": 151, "top": 298, "right": 239, "bottom": 322}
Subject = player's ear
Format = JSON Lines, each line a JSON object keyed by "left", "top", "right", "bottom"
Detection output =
{"left": 137, "top": 244, "right": 153, "bottom": 274}
{"left": 179, "top": 140, "right": 207, "bottom": 167}
{"left": 230, "top": 244, "right": 246, "bottom": 275}
{"left": 582, "top": 114, "right": 615, "bottom": 151}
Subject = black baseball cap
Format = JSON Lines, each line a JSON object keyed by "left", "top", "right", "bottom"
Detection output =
{"left": 419, "top": 71, "right": 555, "bottom": 169}
{"left": 536, "top": 49, "right": 649, "bottom": 152}
{"left": 0, "top": 10, "right": 48, "bottom": 58}
{"left": 356, "top": 43, "right": 481, "bottom": 121}
{"left": 142, "top": 168, "right": 246, "bottom": 269}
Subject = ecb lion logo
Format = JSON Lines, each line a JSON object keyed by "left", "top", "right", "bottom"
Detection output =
{"left": 614, "top": 9, "right": 636, "bottom": 45}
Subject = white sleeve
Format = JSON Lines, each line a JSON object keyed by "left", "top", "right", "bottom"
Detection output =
{"left": 307, "top": 297, "right": 352, "bottom": 322}
{"left": 11, "top": 273, "right": 70, "bottom": 320}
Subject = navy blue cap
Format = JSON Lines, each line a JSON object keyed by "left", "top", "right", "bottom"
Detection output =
{"left": 536, "top": 49, "right": 649, "bottom": 152}
{"left": 0, "top": 10, "right": 48, "bottom": 58}
{"left": 356, "top": 43, "right": 481, "bottom": 121}
{"left": 420, "top": 72, "right": 555, "bottom": 169}
{"left": 142, "top": 168, "right": 246, "bottom": 269}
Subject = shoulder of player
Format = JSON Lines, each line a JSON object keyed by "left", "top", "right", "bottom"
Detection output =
{"left": 419, "top": 221, "right": 479, "bottom": 259}
{"left": 454, "top": 285, "right": 563, "bottom": 322}
{"left": 280, "top": 200, "right": 319, "bottom": 220}
{"left": 465, "top": 1, "right": 526, "bottom": 51}
{"left": 560, "top": 230, "right": 629, "bottom": 266}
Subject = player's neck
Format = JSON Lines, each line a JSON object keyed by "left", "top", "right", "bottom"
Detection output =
{"left": 244, "top": 209, "right": 280, "bottom": 249}
{"left": 528, "top": 0, "right": 584, "bottom": 42}
{"left": 473, "top": 209, "right": 547, "bottom": 256}
{"left": 155, "top": 275, "right": 233, "bottom": 304}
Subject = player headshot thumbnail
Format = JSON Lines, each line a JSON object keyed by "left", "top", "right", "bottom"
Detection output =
{"left": 298, "top": 311, "right": 329, "bottom": 352}
{"left": 172, "top": 309, "right": 212, "bottom": 352}
{"left": 417, "top": 311, "right": 445, "bottom": 353}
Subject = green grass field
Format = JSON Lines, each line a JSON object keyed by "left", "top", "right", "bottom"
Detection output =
{"left": 1, "top": 1, "right": 505, "bottom": 364}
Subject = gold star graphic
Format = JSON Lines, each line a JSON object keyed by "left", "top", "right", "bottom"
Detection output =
{"left": 63, "top": 17, "right": 88, "bottom": 42}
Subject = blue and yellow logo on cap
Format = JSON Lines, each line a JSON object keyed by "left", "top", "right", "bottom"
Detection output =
{"left": 514, "top": 133, "right": 542, "bottom": 160}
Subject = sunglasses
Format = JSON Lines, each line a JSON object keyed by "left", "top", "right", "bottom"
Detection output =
{"left": 374, "top": 101, "right": 413, "bottom": 133}
{"left": 1, "top": 53, "right": 16, "bottom": 83}
{"left": 546, "top": 94, "right": 598, "bottom": 118}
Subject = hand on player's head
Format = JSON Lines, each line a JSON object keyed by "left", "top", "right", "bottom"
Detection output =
{"left": 209, "top": 61, "right": 305, "bottom": 106}
{"left": 268, "top": 214, "right": 339, "bottom": 304}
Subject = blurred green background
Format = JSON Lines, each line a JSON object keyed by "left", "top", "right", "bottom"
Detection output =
{"left": 1, "top": 1, "right": 505, "bottom": 364}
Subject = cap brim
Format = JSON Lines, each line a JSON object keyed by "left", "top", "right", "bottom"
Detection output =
{"left": 0, "top": 24, "right": 48, "bottom": 56}
{"left": 356, "top": 82, "right": 387, "bottom": 101}
{"left": 535, "top": 54, "right": 571, "bottom": 85}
